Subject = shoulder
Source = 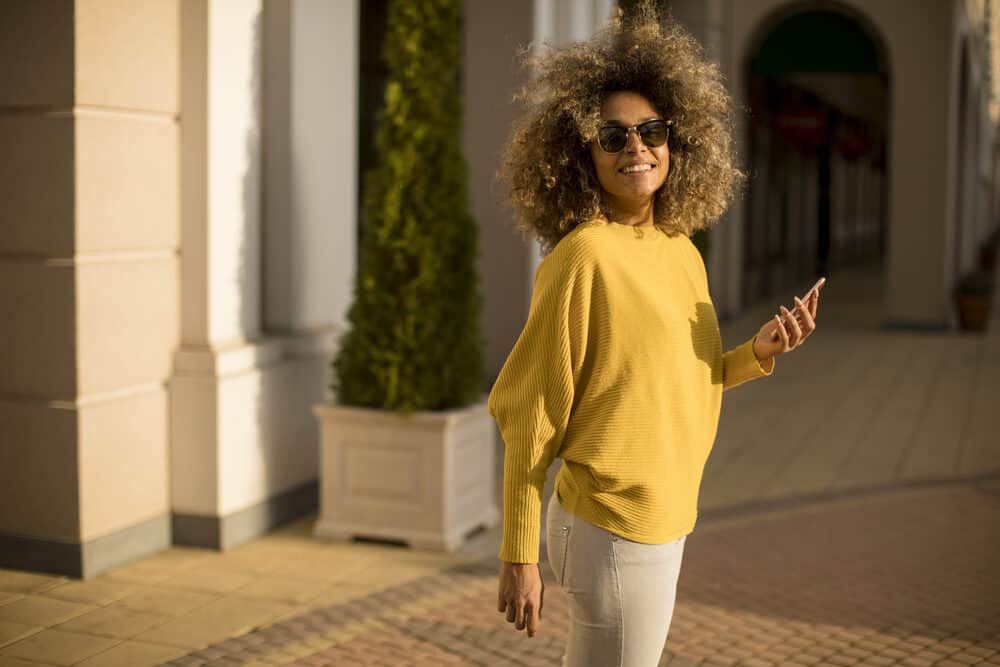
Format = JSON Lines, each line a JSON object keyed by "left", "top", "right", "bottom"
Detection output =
{"left": 539, "top": 219, "right": 608, "bottom": 268}
{"left": 677, "top": 232, "right": 709, "bottom": 287}
{"left": 529, "top": 221, "right": 608, "bottom": 296}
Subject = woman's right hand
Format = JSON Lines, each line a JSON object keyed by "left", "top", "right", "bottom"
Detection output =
{"left": 497, "top": 560, "right": 545, "bottom": 637}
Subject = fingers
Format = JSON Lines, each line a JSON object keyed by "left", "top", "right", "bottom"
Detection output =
{"left": 526, "top": 604, "right": 541, "bottom": 637}
{"left": 807, "top": 289, "right": 820, "bottom": 320}
{"left": 538, "top": 572, "right": 544, "bottom": 620}
{"left": 793, "top": 296, "right": 817, "bottom": 343}
{"left": 497, "top": 564, "right": 543, "bottom": 638}
{"left": 779, "top": 306, "right": 802, "bottom": 346}
{"left": 515, "top": 604, "right": 528, "bottom": 631}
{"left": 774, "top": 313, "right": 790, "bottom": 350}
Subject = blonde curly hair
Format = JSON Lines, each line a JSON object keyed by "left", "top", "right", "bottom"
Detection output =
{"left": 499, "top": 1, "right": 744, "bottom": 254}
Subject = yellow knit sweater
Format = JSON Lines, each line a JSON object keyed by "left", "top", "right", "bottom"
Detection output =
{"left": 488, "top": 218, "right": 775, "bottom": 563}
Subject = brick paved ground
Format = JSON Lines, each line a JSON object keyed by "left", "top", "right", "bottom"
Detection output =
{"left": 157, "top": 480, "right": 999, "bottom": 666}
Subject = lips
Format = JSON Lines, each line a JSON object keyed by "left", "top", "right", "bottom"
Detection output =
{"left": 618, "top": 162, "right": 656, "bottom": 174}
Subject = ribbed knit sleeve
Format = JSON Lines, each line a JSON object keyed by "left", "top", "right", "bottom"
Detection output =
{"left": 488, "top": 243, "right": 593, "bottom": 564}
{"left": 723, "top": 335, "right": 775, "bottom": 390}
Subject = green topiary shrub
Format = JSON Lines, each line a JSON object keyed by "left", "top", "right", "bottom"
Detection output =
{"left": 331, "top": 0, "right": 484, "bottom": 414}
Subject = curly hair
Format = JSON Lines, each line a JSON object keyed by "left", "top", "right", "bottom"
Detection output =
{"left": 499, "top": 2, "right": 744, "bottom": 254}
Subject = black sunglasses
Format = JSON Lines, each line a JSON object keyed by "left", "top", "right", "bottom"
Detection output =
{"left": 596, "top": 119, "right": 673, "bottom": 153}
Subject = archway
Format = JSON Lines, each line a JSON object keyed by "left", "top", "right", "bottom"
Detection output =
{"left": 743, "top": 6, "right": 890, "bottom": 305}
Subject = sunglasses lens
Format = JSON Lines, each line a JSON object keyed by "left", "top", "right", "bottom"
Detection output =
{"left": 597, "top": 121, "right": 670, "bottom": 152}
{"left": 639, "top": 121, "right": 668, "bottom": 147}
{"left": 598, "top": 126, "right": 628, "bottom": 152}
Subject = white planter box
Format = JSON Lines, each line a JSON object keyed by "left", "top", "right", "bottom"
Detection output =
{"left": 311, "top": 398, "right": 500, "bottom": 551}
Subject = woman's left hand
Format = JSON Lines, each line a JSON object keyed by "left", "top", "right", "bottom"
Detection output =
{"left": 752, "top": 290, "right": 820, "bottom": 362}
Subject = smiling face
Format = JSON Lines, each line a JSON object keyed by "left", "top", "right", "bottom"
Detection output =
{"left": 589, "top": 90, "right": 670, "bottom": 221}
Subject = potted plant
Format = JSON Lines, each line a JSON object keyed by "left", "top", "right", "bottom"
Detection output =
{"left": 954, "top": 269, "right": 994, "bottom": 332}
{"left": 311, "top": 0, "right": 498, "bottom": 550}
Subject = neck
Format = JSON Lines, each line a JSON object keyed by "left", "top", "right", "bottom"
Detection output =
{"left": 605, "top": 196, "right": 654, "bottom": 227}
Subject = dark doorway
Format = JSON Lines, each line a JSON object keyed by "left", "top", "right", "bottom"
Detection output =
{"left": 744, "top": 9, "right": 889, "bottom": 305}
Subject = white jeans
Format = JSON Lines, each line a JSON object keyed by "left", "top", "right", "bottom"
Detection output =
{"left": 545, "top": 490, "right": 687, "bottom": 667}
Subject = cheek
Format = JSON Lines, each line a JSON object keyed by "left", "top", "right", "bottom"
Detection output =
{"left": 590, "top": 151, "right": 618, "bottom": 188}
{"left": 655, "top": 150, "right": 670, "bottom": 187}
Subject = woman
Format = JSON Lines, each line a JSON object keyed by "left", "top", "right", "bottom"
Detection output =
{"left": 488, "top": 4, "right": 820, "bottom": 666}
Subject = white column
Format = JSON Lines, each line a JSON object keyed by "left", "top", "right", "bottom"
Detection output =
{"left": 173, "top": 0, "right": 265, "bottom": 522}
{"left": 264, "top": 0, "right": 357, "bottom": 333}
{"left": 171, "top": 0, "right": 356, "bottom": 543}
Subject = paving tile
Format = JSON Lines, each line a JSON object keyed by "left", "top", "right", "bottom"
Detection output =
{"left": 55, "top": 605, "right": 170, "bottom": 639}
{"left": 0, "top": 595, "right": 21, "bottom": 609}
{"left": 0, "top": 656, "right": 60, "bottom": 667}
{"left": 898, "top": 658, "right": 935, "bottom": 667}
{"left": 115, "top": 587, "right": 217, "bottom": 617}
{"left": 41, "top": 580, "right": 135, "bottom": 607}
{"left": 0, "top": 572, "right": 66, "bottom": 596}
{"left": 0, "top": 597, "right": 95, "bottom": 627}
{"left": 0, "top": 629, "right": 118, "bottom": 665}
{"left": 156, "top": 570, "right": 255, "bottom": 596}
{"left": 98, "top": 551, "right": 211, "bottom": 586}
{"left": 135, "top": 597, "right": 293, "bottom": 650}
{"left": 858, "top": 657, "right": 895, "bottom": 667}
{"left": 73, "top": 640, "right": 187, "bottom": 667}
{"left": 967, "top": 648, "right": 999, "bottom": 659}
{"left": 0, "top": 622, "right": 41, "bottom": 649}
{"left": 228, "top": 575, "right": 332, "bottom": 605}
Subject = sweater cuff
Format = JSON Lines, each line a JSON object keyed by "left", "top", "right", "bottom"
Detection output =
{"left": 723, "top": 336, "right": 775, "bottom": 389}
{"left": 497, "top": 492, "right": 542, "bottom": 563}
{"left": 497, "top": 474, "right": 544, "bottom": 563}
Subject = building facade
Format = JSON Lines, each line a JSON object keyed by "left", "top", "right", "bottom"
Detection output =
{"left": 1, "top": 0, "right": 996, "bottom": 578}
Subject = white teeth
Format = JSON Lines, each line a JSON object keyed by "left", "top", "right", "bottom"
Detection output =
{"left": 621, "top": 164, "right": 653, "bottom": 174}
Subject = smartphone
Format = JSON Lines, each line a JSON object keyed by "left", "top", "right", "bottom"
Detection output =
{"left": 771, "top": 277, "right": 825, "bottom": 341}
{"left": 802, "top": 277, "right": 826, "bottom": 300}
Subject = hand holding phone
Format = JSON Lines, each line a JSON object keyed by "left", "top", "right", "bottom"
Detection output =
{"left": 771, "top": 277, "right": 825, "bottom": 342}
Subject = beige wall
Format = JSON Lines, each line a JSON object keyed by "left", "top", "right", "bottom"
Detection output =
{"left": 0, "top": 0, "right": 178, "bottom": 554}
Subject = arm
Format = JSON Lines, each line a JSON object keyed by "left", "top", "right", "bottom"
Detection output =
{"left": 488, "top": 249, "right": 592, "bottom": 564}
{"left": 722, "top": 334, "right": 775, "bottom": 391}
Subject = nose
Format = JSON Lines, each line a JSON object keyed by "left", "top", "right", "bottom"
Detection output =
{"left": 624, "top": 127, "right": 646, "bottom": 152}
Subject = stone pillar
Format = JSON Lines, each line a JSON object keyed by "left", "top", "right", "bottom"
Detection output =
{"left": 263, "top": 0, "right": 358, "bottom": 335}
{"left": 0, "top": 0, "right": 179, "bottom": 577}
{"left": 883, "top": 0, "right": 959, "bottom": 328}
{"left": 170, "top": 0, "right": 356, "bottom": 550}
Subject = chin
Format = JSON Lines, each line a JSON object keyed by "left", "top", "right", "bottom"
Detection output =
{"left": 616, "top": 184, "right": 660, "bottom": 200}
